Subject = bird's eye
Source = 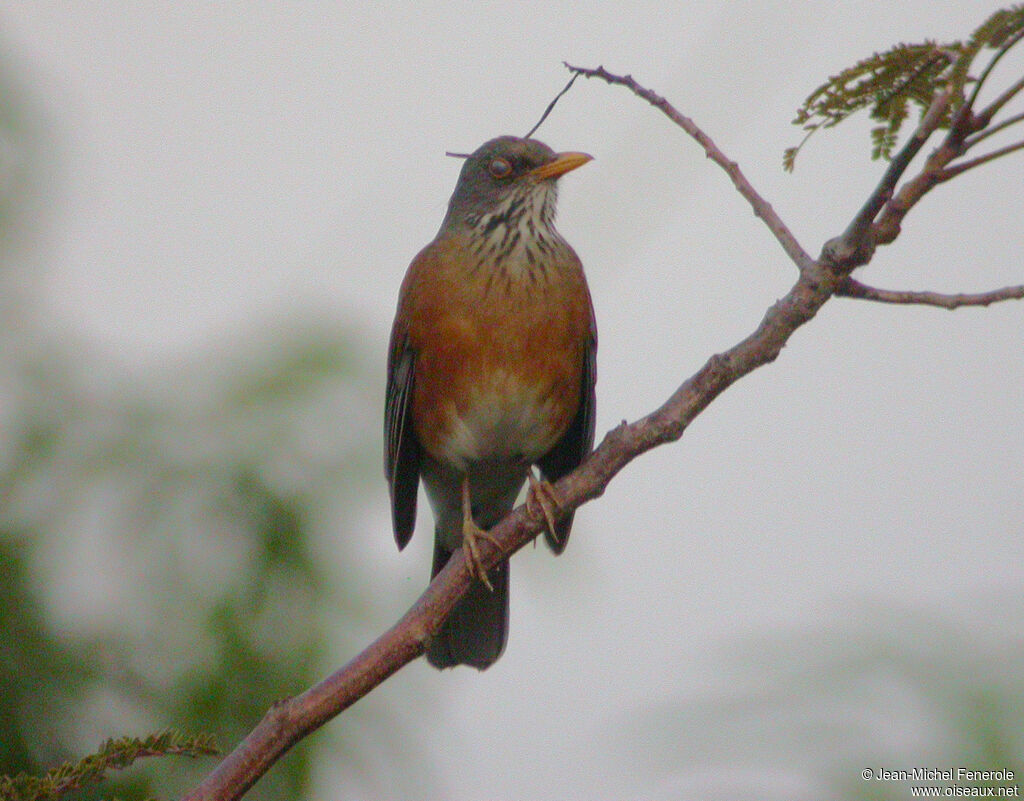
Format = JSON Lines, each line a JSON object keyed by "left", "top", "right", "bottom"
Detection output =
{"left": 488, "top": 157, "right": 513, "bottom": 178}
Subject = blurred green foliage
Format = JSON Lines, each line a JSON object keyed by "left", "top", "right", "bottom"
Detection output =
{"left": 0, "top": 43, "right": 429, "bottom": 801}
{"left": 1, "top": 731, "right": 217, "bottom": 801}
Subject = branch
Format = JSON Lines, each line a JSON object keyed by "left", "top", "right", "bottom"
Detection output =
{"left": 183, "top": 71, "right": 834, "bottom": 801}
{"left": 975, "top": 72, "right": 1024, "bottom": 129}
{"left": 871, "top": 110, "right": 971, "bottom": 245}
{"left": 184, "top": 273, "right": 837, "bottom": 801}
{"left": 961, "top": 29, "right": 1024, "bottom": 131}
{"left": 840, "top": 24, "right": 1024, "bottom": 249}
{"left": 185, "top": 280, "right": 837, "bottom": 801}
{"left": 963, "top": 109, "right": 1024, "bottom": 150}
{"left": 824, "top": 87, "right": 953, "bottom": 267}
{"left": 183, "top": 66, "right": 1022, "bottom": 801}
{"left": 837, "top": 277, "right": 1024, "bottom": 309}
{"left": 938, "top": 137, "right": 1024, "bottom": 180}
{"left": 563, "top": 63, "right": 816, "bottom": 274}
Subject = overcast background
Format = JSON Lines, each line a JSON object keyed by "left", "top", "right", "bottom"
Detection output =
{"left": 2, "top": 3, "right": 1022, "bottom": 800}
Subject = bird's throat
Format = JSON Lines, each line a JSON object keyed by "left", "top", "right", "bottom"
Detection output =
{"left": 463, "top": 182, "right": 566, "bottom": 279}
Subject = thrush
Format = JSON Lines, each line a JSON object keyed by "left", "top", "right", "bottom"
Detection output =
{"left": 385, "top": 135, "right": 596, "bottom": 670}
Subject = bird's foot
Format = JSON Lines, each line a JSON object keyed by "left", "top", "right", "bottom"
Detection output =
{"left": 527, "top": 472, "right": 562, "bottom": 546}
{"left": 461, "top": 516, "right": 500, "bottom": 591}
{"left": 460, "top": 476, "right": 500, "bottom": 591}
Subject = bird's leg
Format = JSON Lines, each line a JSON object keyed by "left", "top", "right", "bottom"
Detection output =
{"left": 527, "top": 471, "right": 562, "bottom": 546}
{"left": 460, "top": 476, "right": 501, "bottom": 591}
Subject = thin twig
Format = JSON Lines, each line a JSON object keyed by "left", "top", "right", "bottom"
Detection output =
{"left": 964, "top": 110, "right": 1024, "bottom": 150}
{"left": 977, "top": 75, "right": 1024, "bottom": 128}
{"left": 939, "top": 138, "right": 1024, "bottom": 180}
{"left": 837, "top": 277, "right": 1024, "bottom": 309}
{"left": 524, "top": 72, "right": 580, "bottom": 139}
{"left": 960, "top": 28, "right": 1024, "bottom": 130}
{"left": 564, "top": 62, "right": 816, "bottom": 273}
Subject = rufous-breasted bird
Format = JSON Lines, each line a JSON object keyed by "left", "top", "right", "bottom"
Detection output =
{"left": 385, "top": 135, "right": 596, "bottom": 670}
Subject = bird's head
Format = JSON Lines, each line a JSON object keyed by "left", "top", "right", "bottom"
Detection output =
{"left": 441, "top": 136, "right": 592, "bottom": 242}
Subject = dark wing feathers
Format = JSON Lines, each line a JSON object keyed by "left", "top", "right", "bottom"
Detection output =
{"left": 537, "top": 333, "right": 597, "bottom": 554}
{"left": 385, "top": 343, "right": 419, "bottom": 550}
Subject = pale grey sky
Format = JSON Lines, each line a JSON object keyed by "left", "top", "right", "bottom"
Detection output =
{"left": 3, "top": 3, "right": 1022, "bottom": 799}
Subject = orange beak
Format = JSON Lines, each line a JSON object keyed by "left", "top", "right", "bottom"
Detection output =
{"left": 529, "top": 151, "right": 593, "bottom": 180}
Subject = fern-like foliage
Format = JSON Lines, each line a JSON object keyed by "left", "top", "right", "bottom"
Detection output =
{"left": 0, "top": 730, "right": 217, "bottom": 801}
{"left": 785, "top": 4, "right": 1024, "bottom": 170}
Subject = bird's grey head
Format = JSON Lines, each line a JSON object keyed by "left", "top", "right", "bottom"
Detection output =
{"left": 441, "top": 136, "right": 591, "bottom": 242}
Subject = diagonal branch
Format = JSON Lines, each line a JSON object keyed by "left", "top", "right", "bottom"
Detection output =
{"left": 963, "top": 109, "right": 1024, "bottom": 150}
{"left": 837, "top": 277, "right": 1024, "bottom": 309}
{"left": 975, "top": 74, "right": 1024, "bottom": 129}
{"left": 962, "top": 29, "right": 1024, "bottom": 129}
{"left": 825, "top": 87, "right": 954, "bottom": 266}
{"left": 870, "top": 110, "right": 971, "bottom": 246}
{"left": 938, "top": 137, "right": 1024, "bottom": 180}
{"left": 182, "top": 69, "right": 834, "bottom": 801}
{"left": 184, "top": 263, "right": 838, "bottom": 801}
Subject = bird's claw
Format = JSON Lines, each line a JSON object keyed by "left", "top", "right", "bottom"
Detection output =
{"left": 527, "top": 472, "right": 562, "bottom": 545}
{"left": 461, "top": 517, "right": 500, "bottom": 591}
{"left": 460, "top": 476, "right": 500, "bottom": 591}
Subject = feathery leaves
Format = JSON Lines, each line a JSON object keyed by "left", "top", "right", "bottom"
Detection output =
{"left": 0, "top": 731, "right": 217, "bottom": 801}
{"left": 785, "top": 4, "right": 1024, "bottom": 169}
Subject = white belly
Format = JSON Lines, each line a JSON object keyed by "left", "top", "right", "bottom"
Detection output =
{"left": 438, "top": 371, "right": 558, "bottom": 470}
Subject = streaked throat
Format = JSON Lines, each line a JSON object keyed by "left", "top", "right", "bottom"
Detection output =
{"left": 465, "top": 182, "right": 567, "bottom": 274}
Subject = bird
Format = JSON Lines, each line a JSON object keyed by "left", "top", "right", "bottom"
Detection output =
{"left": 384, "top": 135, "right": 597, "bottom": 670}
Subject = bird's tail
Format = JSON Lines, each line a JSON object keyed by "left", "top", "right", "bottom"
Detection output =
{"left": 426, "top": 537, "right": 509, "bottom": 670}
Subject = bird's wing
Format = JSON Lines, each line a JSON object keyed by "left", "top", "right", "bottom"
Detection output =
{"left": 385, "top": 331, "right": 420, "bottom": 550}
{"left": 537, "top": 327, "right": 597, "bottom": 554}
